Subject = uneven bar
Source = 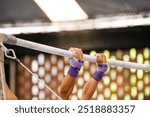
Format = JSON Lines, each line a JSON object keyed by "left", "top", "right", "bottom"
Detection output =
{"left": 1, "top": 33, "right": 150, "bottom": 71}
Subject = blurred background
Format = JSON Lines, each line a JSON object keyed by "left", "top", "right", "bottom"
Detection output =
{"left": 0, "top": 0, "right": 149, "bottom": 100}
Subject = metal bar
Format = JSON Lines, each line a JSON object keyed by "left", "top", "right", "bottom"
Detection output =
{"left": 0, "top": 36, "right": 4, "bottom": 100}
{"left": 0, "top": 35, "right": 8, "bottom": 100}
{"left": 1, "top": 33, "right": 150, "bottom": 71}
{"left": 0, "top": 62, "right": 8, "bottom": 100}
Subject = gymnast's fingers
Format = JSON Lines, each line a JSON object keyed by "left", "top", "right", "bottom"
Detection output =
{"left": 96, "top": 53, "right": 107, "bottom": 64}
{"left": 69, "top": 47, "right": 83, "bottom": 60}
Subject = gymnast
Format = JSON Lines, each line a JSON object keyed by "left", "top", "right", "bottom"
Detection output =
{"left": 3, "top": 47, "right": 108, "bottom": 100}
{"left": 59, "top": 47, "right": 108, "bottom": 100}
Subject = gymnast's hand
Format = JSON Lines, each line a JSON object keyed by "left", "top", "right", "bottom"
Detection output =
{"left": 69, "top": 47, "right": 83, "bottom": 60}
{"left": 92, "top": 53, "right": 108, "bottom": 81}
{"left": 96, "top": 53, "right": 107, "bottom": 64}
{"left": 67, "top": 47, "right": 83, "bottom": 77}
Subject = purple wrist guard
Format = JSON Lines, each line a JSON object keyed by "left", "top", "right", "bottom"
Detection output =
{"left": 68, "top": 58, "right": 83, "bottom": 78}
{"left": 93, "top": 71, "right": 104, "bottom": 81}
{"left": 69, "top": 58, "right": 83, "bottom": 69}
{"left": 93, "top": 64, "right": 108, "bottom": 81}
{"left": 96, "top": 64, "right": 108, "bottom": 72}
{"left": 68, "top": 66, "right": 80, "bottom": 78}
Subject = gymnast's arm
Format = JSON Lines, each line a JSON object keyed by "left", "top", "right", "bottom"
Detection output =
{"left": 58, "top": 74, "right": 76, "bottom": 100}
{"left": 80, "top": 53, "right": 108, "bottom": 100}
{"left": 59, "top": 48, "right": 83, "bottom": 100}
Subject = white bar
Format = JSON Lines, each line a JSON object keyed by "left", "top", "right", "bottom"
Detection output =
{"left": 17, "top": 39, "right": 73, "bottom": 58}
{"left": 1, "top": 34, "right": 150, "bottom": 71}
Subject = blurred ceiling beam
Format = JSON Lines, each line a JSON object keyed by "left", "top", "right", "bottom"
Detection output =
{"left": 0, "top": 13, "right": 150, "bottom": 35}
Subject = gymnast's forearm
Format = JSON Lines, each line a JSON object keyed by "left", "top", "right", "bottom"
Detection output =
{"left": 81, "top": 53, "right": 108, "bottom": 100}
{"left": 80, "top": 78, "right": 98, "bottom": 100}
{"left": 59, "top": 74, "right": 76, "bottom": 100}
{"left": 59, "top": 47, "right": 83, "bottom": 100}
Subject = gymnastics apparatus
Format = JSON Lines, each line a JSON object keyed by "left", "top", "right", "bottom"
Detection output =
{"left": 0, "top": 33, "right": 150, "bottom": 100}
